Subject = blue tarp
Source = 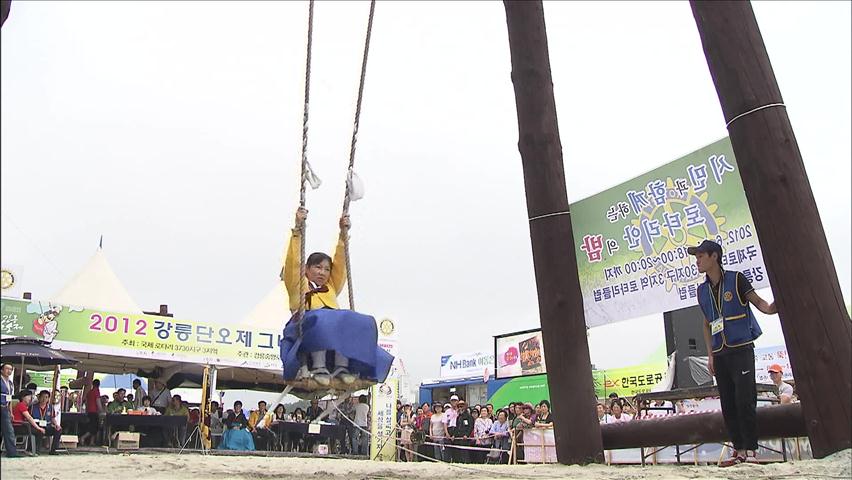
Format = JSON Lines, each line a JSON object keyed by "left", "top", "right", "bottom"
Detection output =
{"left": 280, "top": 309, "right": 393, "bottom": 383}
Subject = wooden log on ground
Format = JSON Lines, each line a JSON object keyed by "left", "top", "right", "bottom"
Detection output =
{"left": 601, "top": 403, "right": 807, "bottom": 450}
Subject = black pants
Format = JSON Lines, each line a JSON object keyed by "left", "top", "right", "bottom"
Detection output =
{"left": 253, "top": 428, "right": 275, "bottom": 450}
{"left": 714, "top": 347, "right": 758, "bottom": 451}
{"left": 34, "top": 425, "right": 62, "bottom": 453}
{"left": 452, "top": 438, "right": 471, "bottom": 463}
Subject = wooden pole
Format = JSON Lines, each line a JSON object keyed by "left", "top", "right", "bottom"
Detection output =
{"left": 503, "top": 0, "right": 603, "bottom": 465}
{"left": 0, "top": 1, "right": 10, "bottom": 29}
{"left": 690, "top": 0, "right": 852, "bottom": 458}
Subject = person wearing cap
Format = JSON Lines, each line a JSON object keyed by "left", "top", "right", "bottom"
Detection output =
{"left": 445, "top": 395, "right": 460, "bottom": 441}
{"left": 689, "top": 239, "right": 777, "bottom": 466}
{"left": 767, "top": 364, "right": 794, "bottom": 404}
{"left": 453, "top": 399, "right": 474, "bottom": 463}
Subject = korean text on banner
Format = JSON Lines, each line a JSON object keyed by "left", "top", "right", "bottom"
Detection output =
{"left": 592, "top": 362, "right": 668, "bottom": 398}
{"left": 369, "top": 378, "right": 398, "bottom": 461}
{"left": 570, "top": 137, "right": 769, "bottom": 327}
{"left": 0, "top": 297, "right": 281, "bottom": 370}
{"left": 754, "top": 345, "right": 793, "bottom": 384}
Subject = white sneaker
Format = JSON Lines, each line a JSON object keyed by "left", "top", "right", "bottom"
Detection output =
{"left": 297, "top": 365, "right": 310, "bottom": 379}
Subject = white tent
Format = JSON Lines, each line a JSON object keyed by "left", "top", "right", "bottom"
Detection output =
{"left": 51, "top": 246, "right": 142, "bottom": 314}
{"left": 240, "top": 281, "right": 290, "bottom": 331}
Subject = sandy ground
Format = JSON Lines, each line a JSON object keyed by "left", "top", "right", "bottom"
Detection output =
{"left": 2, "top": 449, "right": 849, "bottom": 480}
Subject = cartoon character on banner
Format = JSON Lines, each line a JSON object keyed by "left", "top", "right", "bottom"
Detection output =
{"left": 32, "top": 304, "right": 63, "bottom": 343}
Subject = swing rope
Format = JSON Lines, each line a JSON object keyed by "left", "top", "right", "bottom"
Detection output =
{"left": 296, "top": 0, "right": 315, "bottom": 338}
{"left": 341, "top": 0, "right": 376, "bottom": 311}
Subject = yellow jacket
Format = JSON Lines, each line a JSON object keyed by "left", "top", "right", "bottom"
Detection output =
{"left": 282, "top": 229, "right": 347, "bottom": 312}
{"left": 248, "top": 409, "right": 274, "bottom": 430}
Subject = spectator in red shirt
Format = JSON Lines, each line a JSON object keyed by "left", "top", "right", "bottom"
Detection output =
{"left": 79, "top": 379, "right": 104, "bottom": 446}
{"left": 12, "top": 390, "right": 45, "bottom": 454}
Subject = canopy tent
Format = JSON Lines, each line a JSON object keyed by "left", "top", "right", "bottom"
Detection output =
{"left": 53, "top": 347, "right": 287, "bottom": 392}
{"left": 51, "top": 246, "right": 142, "bottom": 314}
{"left": 3, "top": 246, "right": 294, "bottom": 392}
{"left": 240, "top": 281, "right": 290, "bottom": 331}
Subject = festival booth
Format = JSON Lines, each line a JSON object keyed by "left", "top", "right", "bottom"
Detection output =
{"left": 0, "top": 247, "right": 289, "bottom": 390}
{"left": 418, "top": 350, "right": 493, "bottom": 406}
{"left": 0, "top": 246, "right": 304, "bottom": 450}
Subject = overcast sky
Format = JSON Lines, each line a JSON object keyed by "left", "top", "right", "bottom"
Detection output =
{"left": 2, "top": 1, "right": 849, "bottom": 388}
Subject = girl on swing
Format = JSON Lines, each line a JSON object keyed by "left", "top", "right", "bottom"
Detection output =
{"left": 282, "top": 207, "right": 356, "bottom": 385}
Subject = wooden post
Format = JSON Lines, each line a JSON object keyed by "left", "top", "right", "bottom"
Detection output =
{"left": 503, "top": 0, "right": 603, "bottom": 465}
{"left": 0, "top": 1, "right": 10, "bottom": 29}
{"left": 690, "top": 0, "right": 852, "bottom": 458}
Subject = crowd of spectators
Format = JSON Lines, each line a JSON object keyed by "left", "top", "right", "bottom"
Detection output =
{"left": 402, "top": 395, "right": 555, "bottom": 464}
{"left": 208, "top": 394, "right": 371, "bottom": 454}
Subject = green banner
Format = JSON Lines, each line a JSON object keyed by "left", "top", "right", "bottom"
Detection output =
{"left": 1, "top": 298, "right": 281, "bottom": 370}
{"left": 592, "top": 362, "right": 668, "bottom": 398}
{"left": 571, "top": 137, "right": 769, "bottom": 326}
{"left": 488, "top": 362, "right": 668, "bottom": 408}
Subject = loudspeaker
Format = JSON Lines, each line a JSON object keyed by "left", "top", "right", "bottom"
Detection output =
{"left": 663, "top": 306, "right": 710, "bottom": 389}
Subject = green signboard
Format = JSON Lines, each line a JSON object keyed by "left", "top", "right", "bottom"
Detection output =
{"left": 488, "top": 362, "right": 667, "bottom": 407}
{"left": 1, "top": 298, "right": 281, "bottom": 370}
{"left": 571, "top": 137, "right": 769, "bottom": 327}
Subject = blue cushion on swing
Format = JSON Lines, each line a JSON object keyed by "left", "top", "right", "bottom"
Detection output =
{"left": 280, "top": 309, "right": 394, "bottom": 383}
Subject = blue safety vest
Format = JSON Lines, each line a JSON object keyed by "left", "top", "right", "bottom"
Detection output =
{"left": 697, "top": 270, "right": 762, "bottom": 353}
{"left": 0, "top": 378, "right": 11, "bottom": 407}
{"left": 30, "top": 403, "right": 55, "bottom": 424}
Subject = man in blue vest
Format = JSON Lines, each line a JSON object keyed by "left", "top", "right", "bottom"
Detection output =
{"left": 689, "top": 239, "right": 777, "bottom": 466}
{"left": 1, "top": 363, "right": 20, "bottom": 457}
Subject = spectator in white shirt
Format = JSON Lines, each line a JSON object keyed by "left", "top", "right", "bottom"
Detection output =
{"left": 132, "top": 379, "right": 147, "bottom": 410}
{"left": 604, "top": 400, "right": 632, "bottom": 423}
{"left": 597, "top": 403, "right": 607, "bottom": 424}
{"left": 140, "top": 396, "right": 161, "bottom": 415}
{"left": 445, "top": 395, "right": 459, "bottom": 435}
{"left": 768, "top": 364, "right": 794, "bottom": 404}
{"left": 351, "top": 395, "right": 370, "bottom": 455}
{"left": 148, "top": 380, "right": 171, "bottom": 412}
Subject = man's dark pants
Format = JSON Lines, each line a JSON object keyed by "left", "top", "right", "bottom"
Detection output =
{"left": 1, "top": 407, "right": 18, "bottom": 456}
{"left": 714, "top": 347, "right": 758, "bottom": 451}
{"left": 34, "top": 425, "right": 62, "bottom": 453}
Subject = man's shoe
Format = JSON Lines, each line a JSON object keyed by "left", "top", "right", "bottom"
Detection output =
{"left": 719, "top": 450, "right": 744, "bottom": 467}
{"left": 744, "top": 450, "right": 759, "bottom": 463}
